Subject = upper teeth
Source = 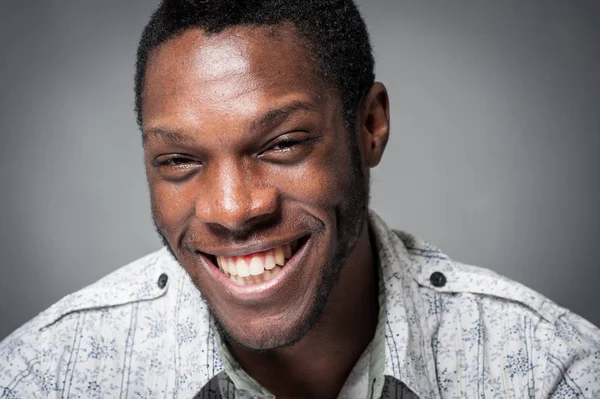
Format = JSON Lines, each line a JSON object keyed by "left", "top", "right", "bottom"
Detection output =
{"left": 216, "top": 243, "right": 292, "bottom": 279}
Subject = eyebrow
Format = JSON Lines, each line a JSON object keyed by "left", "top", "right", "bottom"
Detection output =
{"left": 142, "top": 127, "right": 196, "bottom": 145}
{"left": 248, "top": 100, "right": 317, "bottom": 133}
{"left": 142, "top": 100, "right": 318, "bottom": 144}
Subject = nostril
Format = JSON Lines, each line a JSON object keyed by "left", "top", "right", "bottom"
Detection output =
{"left": 195, "top": 183, "right": 279, "bottom": 231}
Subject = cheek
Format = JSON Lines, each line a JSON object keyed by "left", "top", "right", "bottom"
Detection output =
{"left": 274, "top": 144, "right": 354, "bottom": 208}
{"left": 149, "top": 179, "right": 197, "bottom": 234}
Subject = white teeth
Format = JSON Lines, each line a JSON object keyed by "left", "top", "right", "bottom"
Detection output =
{"left": 283, "top": 243, "right": 292, "bottom": 259}
{"left": 236, "top": 257, "right": 250, "bottom": 277}
{"left": 234, "top": 275, "right": 246, "bottom": 286}
{"left": 274, "top": 246, "right": 285, "bottom": 266}
{"left": 227, "top": 257, "right": 237, "bottom": 276}
{"left": 229, "top": 266, "right": 282, "bottom": 286}
{"left": 264, "top": 250, "right": 276, "bottom": 270}
{"left": 249, "top": 255, "right": 265, "bottom": 276}
{"left": 271, "top": 265, "right": 282, "bottom": 278}
{"left": 218, "top": 256, "right": 229, "bottom": 274}
{"left": 213, "top": 238, "right": 301, "bottom": 285}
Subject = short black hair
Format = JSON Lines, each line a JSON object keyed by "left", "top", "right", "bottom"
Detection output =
{"left": 134, "top": 0, "right": 375, "bottom": 129}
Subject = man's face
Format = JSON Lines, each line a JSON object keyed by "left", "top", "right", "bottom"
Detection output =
{"left": 142, "top": 25, "right": 368, "bottom": 350}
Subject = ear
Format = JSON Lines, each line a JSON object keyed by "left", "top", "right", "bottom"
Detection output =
{"left": 359, "top": 82, "right": 390, "bottom": 168}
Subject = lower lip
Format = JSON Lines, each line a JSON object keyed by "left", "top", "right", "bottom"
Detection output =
{"left": 200, "top": 237, "right": 311, "bottom": 303}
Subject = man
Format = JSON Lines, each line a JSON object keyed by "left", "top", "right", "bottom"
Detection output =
{"left": 1, "top": 0, "right": 598, "bottom": 397}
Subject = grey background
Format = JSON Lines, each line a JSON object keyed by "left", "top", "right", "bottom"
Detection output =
{"left": 0, "top": 1, "right": 598, "bottom": 341}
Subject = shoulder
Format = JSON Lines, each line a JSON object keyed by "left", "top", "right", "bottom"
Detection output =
{"left": 15, "top": 248, "right": 176, "bottom": 333}
{"left": 395, "top": 230, "right": 600, "bottom": 397}
{"left": 395, "top": 229, "right": 570, "bottom": 323}
{"left": 0, "top": 248, "right": 180, "bottom": 395}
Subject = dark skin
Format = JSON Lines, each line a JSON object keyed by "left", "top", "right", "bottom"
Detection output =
{"left": 142, "top": 25, "right": 390, "bottom": 399}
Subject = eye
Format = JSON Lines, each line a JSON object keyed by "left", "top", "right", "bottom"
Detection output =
{"left": 156, "top": 156, "right": 195, "bottom": 166}
{"left": 152, "top": 154, "right": 202, "bottom": 180}
{"left": 270, "top": 139, "right": 304, "bottom": 152}
{"left": 258, "top": 134, "right": 319, "bottom": 164}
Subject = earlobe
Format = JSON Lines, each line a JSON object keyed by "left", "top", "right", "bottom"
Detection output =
{"left": 361, "top": 82, "right": 390, "bottom": 168}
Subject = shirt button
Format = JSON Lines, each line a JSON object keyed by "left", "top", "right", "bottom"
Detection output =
{"left": 157, "top": 273, "right": 168, "bottom": 289}
{"left": 430, "top": 271, "right": 447, "bottom": 287}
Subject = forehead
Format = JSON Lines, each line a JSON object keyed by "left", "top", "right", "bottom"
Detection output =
{"left": 141, "top": 25, "right": 331, "bottom": 130}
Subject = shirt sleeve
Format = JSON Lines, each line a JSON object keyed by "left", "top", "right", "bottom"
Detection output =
{"left": 542, "top": 311, "right": 600, "bottom": 398}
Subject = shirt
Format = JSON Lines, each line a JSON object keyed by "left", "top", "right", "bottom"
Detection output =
{"left": 1, "top": 211, "right": 599, "bottom": 398}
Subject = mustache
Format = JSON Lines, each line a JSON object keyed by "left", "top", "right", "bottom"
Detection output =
{"left": 154, "top": 213, "right": 323, "bottom": 256}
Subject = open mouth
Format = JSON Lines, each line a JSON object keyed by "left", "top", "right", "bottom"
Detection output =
{"left": 204, "top": 235, "right": 309, "bottom": 286}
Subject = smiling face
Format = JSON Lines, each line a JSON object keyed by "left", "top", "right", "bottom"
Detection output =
{"left": 142, "top": 25, "right": 372, "bottom": 350}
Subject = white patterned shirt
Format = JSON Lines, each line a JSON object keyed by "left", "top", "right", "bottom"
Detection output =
{"left": 1, "top": 211, "right": 599, "bottom": 398}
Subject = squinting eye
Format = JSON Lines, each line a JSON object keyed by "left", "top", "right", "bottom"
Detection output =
{"left": 158, "top": 157, "right": 194, "bottom": 166}
{"left": 258, "top": 135, "right": 318, "bottom": 164}
{"left": 152, "top": 155, "right": 202, "bottom": 181}
{"left": 153, "top": 154, "right": 201, "bottom": 168}
{"left": 270, "top": 140, "right": 302, "bottom": 151}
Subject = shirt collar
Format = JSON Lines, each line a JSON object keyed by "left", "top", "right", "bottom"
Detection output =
{"left": 369, "top": 210, "right": 442, "bottom": 399}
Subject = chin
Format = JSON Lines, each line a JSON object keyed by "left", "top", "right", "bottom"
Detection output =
{"left": 212, "top": 305, "right": 320, "bottom": 351}
{"left": 206, "top": 250, "right": 342, "bottom": 351}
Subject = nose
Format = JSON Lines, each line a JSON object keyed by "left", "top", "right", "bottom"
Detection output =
{"left": 195, "top": 161, "right": 278, "bottom": 231}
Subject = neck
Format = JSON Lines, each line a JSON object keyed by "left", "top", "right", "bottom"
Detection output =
{"left": 228, "top": 222, "right": 379, "bottom": 399}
